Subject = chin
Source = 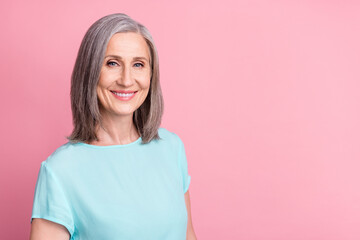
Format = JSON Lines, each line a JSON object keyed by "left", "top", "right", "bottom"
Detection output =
{"left": 114, "top": 109, "right": 136, "bottom": 116}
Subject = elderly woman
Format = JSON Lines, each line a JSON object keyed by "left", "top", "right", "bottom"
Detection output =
{"left": 30, "top": 13, "right": 197, "bottom": 240}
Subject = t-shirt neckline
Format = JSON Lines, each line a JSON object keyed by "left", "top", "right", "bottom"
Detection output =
{"left": 75, "top": 136, "right": 142, "bottom": 149}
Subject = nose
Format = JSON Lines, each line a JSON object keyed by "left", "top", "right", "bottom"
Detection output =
{"left": 116, "top": 64, "right": 134, "bottom": 87}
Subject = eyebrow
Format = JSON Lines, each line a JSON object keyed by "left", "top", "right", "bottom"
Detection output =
{"left": 104, "top": 54, "right": 149, "bottom": 62}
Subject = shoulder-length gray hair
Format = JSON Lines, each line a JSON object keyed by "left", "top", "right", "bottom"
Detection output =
{"left": 66, "top": 13, "right": 164, "bottom": 144}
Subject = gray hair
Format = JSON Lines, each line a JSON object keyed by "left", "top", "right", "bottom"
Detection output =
{"left": 66, "top": 13, "right": 164, "bottom": 144}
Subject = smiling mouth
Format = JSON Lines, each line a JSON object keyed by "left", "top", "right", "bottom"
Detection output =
{"left": 110, "top": 90, "right": 138, "bottom": 97}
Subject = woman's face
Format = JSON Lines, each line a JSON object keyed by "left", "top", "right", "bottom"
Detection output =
{"left": 97, "top": 32, "right": 151, "bottom": 118}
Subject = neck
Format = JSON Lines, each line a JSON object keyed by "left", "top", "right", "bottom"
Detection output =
{"left": 90, "top": 109, "right": 140, "bottom": 146}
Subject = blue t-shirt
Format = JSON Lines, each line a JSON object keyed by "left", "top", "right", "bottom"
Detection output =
{"left": 30, "top": 127, "right": 191, "bottom": 240}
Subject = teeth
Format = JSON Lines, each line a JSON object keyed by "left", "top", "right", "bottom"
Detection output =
{"left": 112, "top": 91, "right": 135, "bottom": 97}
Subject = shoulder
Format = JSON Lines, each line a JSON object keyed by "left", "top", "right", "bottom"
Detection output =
{"left": 157, "top": 127, "right": 183, "bottom": 145}
{"left": 42, "top": 142, "right": 81, "bottom": 173}
{"left": 157, "top": 127, "right": 186, "bottom": 157}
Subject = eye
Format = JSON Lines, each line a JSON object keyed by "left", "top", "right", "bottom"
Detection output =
{"left": 134, "top": 63, "right": 144, "bottom": 68}
{"left": 107, "top": 61, "right": 118, "bottom": 67}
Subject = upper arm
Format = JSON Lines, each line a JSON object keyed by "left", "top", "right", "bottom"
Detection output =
{"left": 184, "top": 190, "right": 197, "bottom": 240}
{"left": 30, "top": 218, "right": 70, "bottom": 240}
{"left": 30, "top": 161, "right": 75, "bottom": 237}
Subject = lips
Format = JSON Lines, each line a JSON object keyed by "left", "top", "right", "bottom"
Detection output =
{"left": 111, "top": 90, "right": 138, "bottom": 94}
{"left": 110, "top": 90, "right": 137, "bottom": 101}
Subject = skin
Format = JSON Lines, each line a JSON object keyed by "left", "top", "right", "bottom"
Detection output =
{"left": 30, "top": 219, "right": 70, "bottom": 240}
{"left": 30, "top": 32, "right": 197, "bottom": 239}
{"left": 185, "top": 190, "right": 197, "bottom": 240}
{"left": 91, "top": 32, "right": 152, "bottom": 145}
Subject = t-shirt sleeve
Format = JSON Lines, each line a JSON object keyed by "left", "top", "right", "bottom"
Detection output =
{"left": 30, "top": 161, "right": 75, "bottom": 236}
{"left": 177, "top": 137, "right": 191, "bottom": 194}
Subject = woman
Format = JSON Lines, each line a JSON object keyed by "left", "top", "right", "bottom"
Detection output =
{"left": 30, "top": 13, "right": 197, "bottom": 240}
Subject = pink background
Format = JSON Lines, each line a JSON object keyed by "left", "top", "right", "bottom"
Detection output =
{"left": 1, "top": 0, "right": 360, "bottom": 239}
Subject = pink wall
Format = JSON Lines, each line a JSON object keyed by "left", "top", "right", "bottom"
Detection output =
{"left": 1, "top": 0, "right": 359, "bottom": 239}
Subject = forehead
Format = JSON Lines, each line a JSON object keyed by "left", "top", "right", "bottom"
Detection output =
{"left": 105, "top": 32, "right": 150, "bottom": 60}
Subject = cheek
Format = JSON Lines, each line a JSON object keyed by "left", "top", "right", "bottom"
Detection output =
{"left": 140, "top": 72, "right": 151, "bottom": 89}
{"left": 137, "top": 77, "right": 151, "bottom": 101}
{"left": 98, "top": 69, "right": 115, "bottom": 87}
{"left": 96, "top": 86, "right": 101, "bottom": 98}
{"left": 143, "top": 79, "right": 151, "bottom": 89}
{"left": 96, "top": 84, "right": 108, "bottom": 103}
{"left": 98, "top": 75, "right": 108, "bottom": 87}
{"left": 135, "top": 68, "right": 151, "bottom": 85}
{"left": 97, "top": 72, "right": 112, "bottom": 92}
{"left": 96, "top": 87, "right": 103, "bottom": 106}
